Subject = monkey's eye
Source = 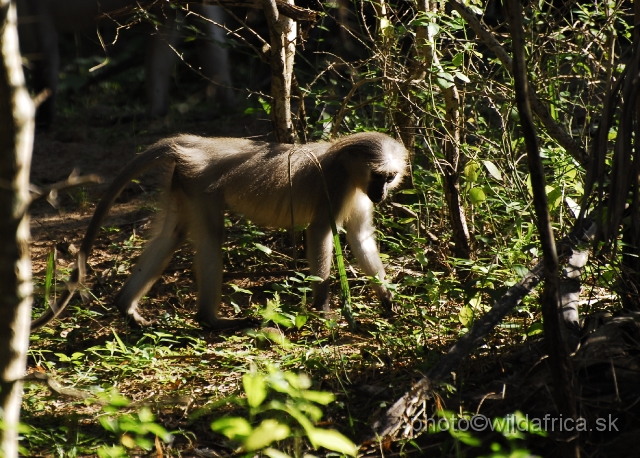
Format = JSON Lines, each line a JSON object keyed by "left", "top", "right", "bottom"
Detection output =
{"left": 385, "top": 173, "right": 398, "bottom": 183}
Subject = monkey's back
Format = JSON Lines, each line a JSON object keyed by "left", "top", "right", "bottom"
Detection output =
{"left": 168, "top": 136, "right": 355, "bottom": 229}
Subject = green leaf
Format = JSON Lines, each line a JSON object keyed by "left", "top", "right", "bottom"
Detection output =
{"left": 307, "top": 428, "right": 358, "bottom": 456}
{"left": 449, "top": 429, "right": 482, "bottom": 446}
{"left": 264, "top": 330, "right": 291, "bottom": 348}
{"left": 458, "top": 305, "right": 473, "bottom": 327}
{"left": 284, "top": 371, "right": 311, "bottom": 390}
{"left": 243, "top": 373, "right": 267, "bottom": 408}
{"left": 295, "top": 314, "right": 308, "bottom": 329}
{"left": 254, "top": 243, "right": 272, "bottom": 255}
{"left": 141, "top": 422, "right": 172, "bottom": 442}
{"left": 99, "top": 417, "right": 118, "bottom": 433}
{"left": 111, "top": 329, "right": 129, "bottom": 354}
{"left": 263, "top": 448, "right": 292, "bottom": 458}
{"left": 301, "top": 390, "right": 335, "bottom": 405}
{"left": 230, "top": 284, "right": 253, "bottom": 295}
{"left": 97, "top": 445, "right": 127, "bottom": 458}
{"left": 482, "top": 160, "right": 503, "bottom": 181}
{"left": 468, "top": 295, "right": 482, "bottom": 311}
{"left": 332, "top": 230, "right": 355, "bottom": 330}
{"left": 513, "top": 265, "right": 529, "bottom": 277}
{"left": 211, "top": 416, "right": 252, "bottom": 440}
{"left": 137, "top": 407, "right": 154, "bottom": 423}
{"left": 44, "top": 249, "right": 54, "bottom": 305}
{"left": 436, "top": 72, "right": 454, "bottom": 89}
{"left": 98, "top": 391, "right": 130, "bottom": 408}
{"left": 452, "top": 52, "right": 464, "bottom": 67}
{"left": 454, "top": 71, "right": 470, "bottom": 83}
{"left": 244, "top": 419, "right": 290, "bottom": 451}
{"left": 527, "top": 322, "right": 544, "bottom": 336}
{"left": 469, "top": 187, "right": 486, "bottom": 205}
{"left": 463, "top": 161, "right": 480, "bottom": 182}
{"left": 546, "top": 186, "right": 562, "bottom": 210}
{"left": 258, "top": 97, "right": 271, "bottom": 115}
{"left": 427, "top": 22, "right": 440, "bottom": 38}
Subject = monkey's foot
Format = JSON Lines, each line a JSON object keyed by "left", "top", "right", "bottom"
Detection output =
{"left": 196, "top": 313, "right": 259, "bottom": 331}
{"left": 380, "top": 296, "right": 395, "bottom": 317}
{"left": 312, "top": 300, "right": 332, "bottom": 314}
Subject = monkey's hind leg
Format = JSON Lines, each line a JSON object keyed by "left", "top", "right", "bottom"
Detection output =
{"left": 114, "top": 208, "right": 186, "bottom": 326}
{"left": 306, "top": 219, "right": 334, "bottom": 313}
{"left": 190, "top": 200, "right": 255, "bottom": 330}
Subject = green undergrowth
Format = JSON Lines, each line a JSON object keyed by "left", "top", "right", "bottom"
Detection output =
{"left": 23, "top": 161, "right": 568, "bottom": 456}
{"left": 22, "top": 1, "right": 627, "bottom": 453}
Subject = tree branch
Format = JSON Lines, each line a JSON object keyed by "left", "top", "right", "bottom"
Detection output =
{"left": 98, "top": 0, "right": 320, "bottom": 23}
{"left": 28, "top": 171, "right": 103, "bottom": 206}
{"left": 447, "top": 0, "right": 588, "bottom": 166}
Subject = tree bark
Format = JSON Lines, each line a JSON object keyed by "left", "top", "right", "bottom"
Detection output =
{"left": 506, "top": 1, "right": 578, "bottom": 456}
{"left": 408, "top": 0, "right": 471, "bottom": 259}
{"left": 0, "top": 0, "right": 35, "bottom": 456}
{"left": 262, "top": 0, "right": 296, "bottom": 143}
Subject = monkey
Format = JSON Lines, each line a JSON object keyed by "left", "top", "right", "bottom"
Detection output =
{"left": 31, "top": 132, "right": 408, "bottom": 331}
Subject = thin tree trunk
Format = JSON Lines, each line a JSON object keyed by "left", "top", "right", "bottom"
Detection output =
{"left": 0, "top": 0, "right": 35, "bottom": 456}
{"left": 559, "top": 225, "right": 596, "bottom": 331}
{"left": 506, "top": 1, "right": 578, "bottom": 456}
{"left": 262, "top": 0, "right": 296, "bottom": 143}
{"left": 620, "top": 0, "right": 640, "bottom": 309}
{"left": 399, "top": 0, "right": 471, "bottom": 258}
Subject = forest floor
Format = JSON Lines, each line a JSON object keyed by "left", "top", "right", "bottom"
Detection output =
{"left": 23, "top": 89, "right": 640, "bottom": 458}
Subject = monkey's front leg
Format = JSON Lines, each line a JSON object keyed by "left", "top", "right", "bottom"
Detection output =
{"left": 306, "top": 220, "right": 335, "bottom": 313}
{"left": 191, "top": 204, "right": 255, "bottom": 330}
{"left": 345, "top": 198, "right": 394, "bottom": 315}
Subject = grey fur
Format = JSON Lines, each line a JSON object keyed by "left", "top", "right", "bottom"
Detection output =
{"left": 31, "top": 132, "right": 408, "bottom": 330}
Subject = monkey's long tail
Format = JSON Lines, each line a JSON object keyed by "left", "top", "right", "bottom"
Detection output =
{"left": 31, "top": 141, "right": 176, "bottom": 330}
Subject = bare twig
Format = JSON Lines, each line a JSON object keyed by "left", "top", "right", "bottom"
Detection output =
{"left": 29, "top": 171, "right": 103, "bottom": 206}
{"left": 24, "top": 372, "right": 191, "bottom": 406}
{"left": 98, "top": 0, "right": 319, "bottom": 23}
{"left": 447, "top": 0, "right": 588, "bottom": 166}
{"left": 23, "top": 372, "right": 97, "bottom": 402}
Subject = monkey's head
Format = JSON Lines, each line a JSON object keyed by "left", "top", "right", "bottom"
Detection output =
{"left": 333, "top": 132, "right": 408, "bottom": 204}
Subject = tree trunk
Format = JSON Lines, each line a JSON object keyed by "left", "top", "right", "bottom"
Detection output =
{"left": 506, "top": 1, "right": 578, "bottom": 456}
{"left": 0, "top": 0, "right": 35, "bottom": 456}
{"left": 262, "top": 0, "right": 296, "bottom": 143}
{"left": 396, "top": 0, "right": 471, "bottom": 258}
{"left": 422, "top": 1, "right": 471, "bottom": 259}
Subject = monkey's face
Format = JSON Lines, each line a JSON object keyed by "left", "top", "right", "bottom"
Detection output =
{"left": 367, "top": 171, "right": 399, "bottom": 203}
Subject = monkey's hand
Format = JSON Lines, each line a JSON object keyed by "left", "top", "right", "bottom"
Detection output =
{"left": 123, "top": 309, "right": 155, "bottom": 328}
{"left": 196, "top": 313, "right": 260, "bottom": 331}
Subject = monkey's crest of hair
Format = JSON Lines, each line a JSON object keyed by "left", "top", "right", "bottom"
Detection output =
{"left": 331, "top": 132, "right": 408, "bottom": 179}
